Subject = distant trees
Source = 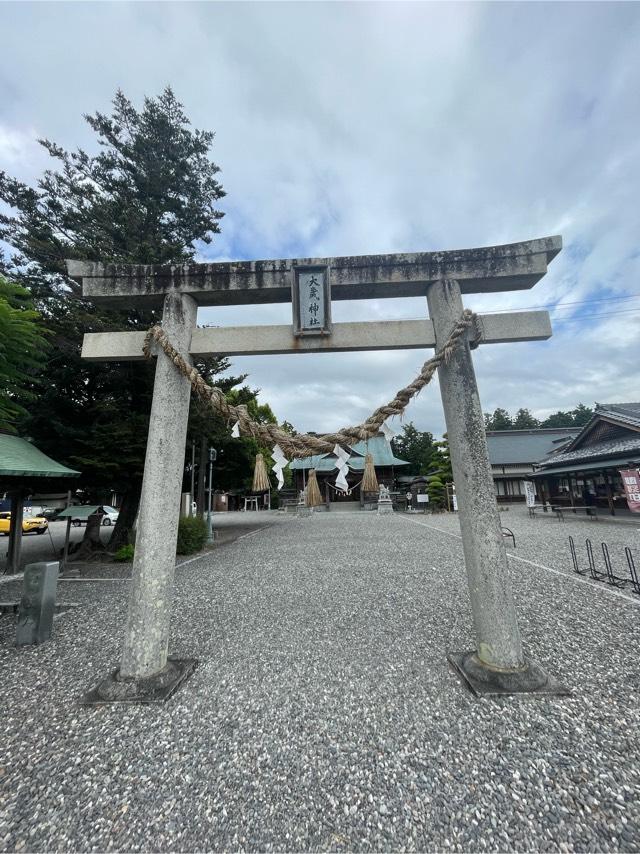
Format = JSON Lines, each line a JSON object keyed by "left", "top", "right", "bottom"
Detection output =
{"left": 484, "top": 404, "right": 594, "bottom": 431}
{"left": 391, "top": 423, "right": 452, "bottom": 481}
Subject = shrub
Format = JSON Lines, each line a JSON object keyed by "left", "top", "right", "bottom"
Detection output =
{"left": 427, "top": 475, "right": 445, "bottom": 509}
{"left": 113, "top": 544, "right": 135, "bottom": 562}
{"left": 176, "top": 516, "right": 208, "bottom": 555}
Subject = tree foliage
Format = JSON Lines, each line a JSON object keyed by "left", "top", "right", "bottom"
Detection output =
{"left": 391, "top": 422, "right": 453, "bottom": 482}
{"left": 0, "top": 276, "right": 48, "bottom": 431}
{"left": 484, "top": 407, "right": 513, "bottom": 431}
{"left": 0, "top": 87, "right": 228, "bottom": 547}
{"left": 391, "top": 423, "right": 437, "bottom": 476}
{"left": 484, "top": 404, "right": 594, "bottom": 430}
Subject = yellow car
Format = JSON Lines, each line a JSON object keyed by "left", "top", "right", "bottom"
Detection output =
{"left": 0, "top": 512, "right": 49, "bottom": 535}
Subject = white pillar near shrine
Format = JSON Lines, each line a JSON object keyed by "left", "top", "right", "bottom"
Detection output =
{"left": 119, "top": 292, "right": 197, "bottom": 680}
{"left": 427, "top": 280, "right": 525, "bottom": 668}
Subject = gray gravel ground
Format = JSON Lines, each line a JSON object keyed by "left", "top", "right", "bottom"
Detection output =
{"left": 1, "top": 510, "right": 639, "bottom": 852}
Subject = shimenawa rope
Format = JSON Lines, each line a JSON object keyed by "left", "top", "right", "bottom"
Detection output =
{"left": 143, "top": 309, "right": 478, "bottom": 459}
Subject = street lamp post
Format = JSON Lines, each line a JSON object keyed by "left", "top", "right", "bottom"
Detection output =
{"left": 206, "top": 447, "right": 217, "bottom": 544}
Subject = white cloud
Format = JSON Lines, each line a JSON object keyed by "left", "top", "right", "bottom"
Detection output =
{"left": 1, "top": 1, "right": 639, "bottom": 436}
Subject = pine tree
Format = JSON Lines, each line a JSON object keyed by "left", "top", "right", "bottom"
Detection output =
{"left": 512, "top": 408, "right": 541, "bottom": 429}
{"left": 0, "top": 276, "right": 48, "bottom": 431}
{"left": 0, "top": 87, "right": 227, "bottom": 548}
{"left": 484, "top": 408, "right": 513, "bottom": 431}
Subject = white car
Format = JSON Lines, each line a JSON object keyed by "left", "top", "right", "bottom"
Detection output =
{"left": 100, "top": 506, "right": 120, "bottom": 526}
{"left": 71, "top": 505, "right": 121, "bottom": 527}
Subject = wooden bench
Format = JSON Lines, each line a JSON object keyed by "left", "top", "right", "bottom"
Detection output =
{"left": 552, "top": 505, "right": 598, "bottom": 522}
{"left": 527, "top": 504, "right": 548, "bottom": 517}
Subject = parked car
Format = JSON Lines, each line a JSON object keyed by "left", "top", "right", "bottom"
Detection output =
{"left": 100, "top": 506, "right": 119, "bottom": 526}
{"left": 39, "top": 507, "right": 60, "bottom": 520}
{"left": 0, "top": 511, "right": 48, "bottom": 535}
{"left": 71, "top": 506, "right": 120, "bottom": 527}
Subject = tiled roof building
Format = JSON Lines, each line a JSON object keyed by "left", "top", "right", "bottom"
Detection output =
{"left": 531, "top": 403, "right": 640, "bottom": 515}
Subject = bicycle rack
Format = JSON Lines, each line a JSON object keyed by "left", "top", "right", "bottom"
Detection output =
{"left": 569, "top": 536, "right": 586, "bottom": 575}
{"left": 625, "top": 547, "right": 640, "bottom": 595}
{"left": 601, "top": 542, "right": 628, "bottom": 588}
{"left": 586, "top": 539, "right": 607, "bottom": 581}
{"left": 569, "top": 537, "right": 640, "bottom": 594}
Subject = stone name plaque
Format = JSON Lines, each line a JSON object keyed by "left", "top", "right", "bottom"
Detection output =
{"left": 292, "top": 265, "right": 332, "bottom": 336}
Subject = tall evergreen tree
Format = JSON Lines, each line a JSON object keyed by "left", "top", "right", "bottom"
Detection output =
{"left": 512, "top": 408, "right": 541, "bottom": 429}
{"left": 0, "top": 276, "right": 48, "bottom": 432}
{"left": 0, "top": 87, "right": 227, "bottom": 547}
{"left": 391, "top": 422, "right": 437, "bottom": 476}
{"left": 570, "top": 403, "right": 594, "bottom": 426}
{"left": 484, "top": 408, "right": 513, "bottom": 431}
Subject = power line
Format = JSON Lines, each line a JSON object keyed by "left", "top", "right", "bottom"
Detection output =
{"left": 551, "top": 307, "right": 640, "bottom": 322}
{"left": 375, "top": 292, "right": 640, "bottom": 323}
{"left": 485, "top": 292, "right": 640, "bottom": 314}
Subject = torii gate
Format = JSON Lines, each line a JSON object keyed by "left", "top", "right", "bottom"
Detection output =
{"left": 68, "top": 235, "right": 568, "bottom": 703}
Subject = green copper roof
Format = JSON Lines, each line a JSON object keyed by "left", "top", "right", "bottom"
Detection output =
{"left": 289, "top": 435, "right": 409, "bottom": 470}
{"left": 0, "top": 434, "right": 80, "bottom": 478}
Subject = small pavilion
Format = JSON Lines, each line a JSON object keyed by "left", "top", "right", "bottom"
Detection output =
{"left": 0, "top": 432, "right": 80, "bottom": 573}
{"left": 289, "top": 434, "right": 409, "bottom": 508}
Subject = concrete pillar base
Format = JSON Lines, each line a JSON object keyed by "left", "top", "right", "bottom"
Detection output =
{"left": 447, "top": 651, "right": 570, "bottom": 697}
{"left": 377, "top": 501, "right": 393, "bottom": 515}
{"left": 81, "top": 657, "right": 198, "bottom": 705}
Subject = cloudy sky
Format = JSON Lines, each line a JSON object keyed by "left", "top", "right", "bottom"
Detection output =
{"left": 1, "top": 1, "right": 639, "bottom": 438}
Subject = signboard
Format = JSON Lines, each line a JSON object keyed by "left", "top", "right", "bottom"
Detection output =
{"left": 524, "top": 481, "right": 536, "bottom": 508}
{"left": 452, "top": 494, "right": 458, "bottom": 511}
{"left": 292, "top": 266, "right": 332, "bottom": 336}
{"left": 417, "top": 494, "right": 429, "bottom": 503}
{"left": 619, "top": 469, "right": 640, "bottom": 514}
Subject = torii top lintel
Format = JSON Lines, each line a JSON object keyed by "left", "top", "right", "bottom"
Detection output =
{"left": 66, "top": 235, "right": 561, "bottom": 308}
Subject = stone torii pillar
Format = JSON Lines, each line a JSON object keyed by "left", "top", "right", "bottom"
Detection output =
{"left": 68, "top": 235, "right": 567, "bottom": 702}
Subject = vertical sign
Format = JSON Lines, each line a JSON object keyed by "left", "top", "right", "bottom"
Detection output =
{"left": 619, "top": 469, "right": 640, "bottom": 513}
{"left": 292, "top": 265, "right": 332, "bottom": 336}
{"left": 524, "top": 481, "right": 536, "bottom": 508}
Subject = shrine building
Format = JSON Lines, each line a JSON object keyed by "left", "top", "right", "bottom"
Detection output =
{"left": 289, "top": 435, "right": 409, "bottom": 509}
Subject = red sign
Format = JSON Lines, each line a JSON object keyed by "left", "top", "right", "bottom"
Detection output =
{"left": 619, "top": 469, "right": 640, "bottom": 513}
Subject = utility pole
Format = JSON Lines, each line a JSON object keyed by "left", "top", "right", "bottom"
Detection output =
{"left": 206, "top": 447, "right": 217, "bottom": 544}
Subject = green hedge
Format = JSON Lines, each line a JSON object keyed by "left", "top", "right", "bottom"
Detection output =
{"left": 176, "top": 516, "right": 208, "bottom": 555}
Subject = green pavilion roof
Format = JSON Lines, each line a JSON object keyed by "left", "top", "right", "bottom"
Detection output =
{"left": 289, "top": 435, "right": 409, "bottom": 471}
{"left": 56, "top": 505, "right": 103, "bottom": 519}
{"left": 0, "top": 433, "right": 80, "bottom": 478}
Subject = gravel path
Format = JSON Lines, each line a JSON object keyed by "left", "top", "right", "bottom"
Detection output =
{"left": 1, "top": 511, "right": 639, "bottom": 852}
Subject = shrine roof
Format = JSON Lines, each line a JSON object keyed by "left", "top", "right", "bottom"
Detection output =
{"left": 289, "top": 436, "right": 409, "bottom": 470}
{"left": 0, "top": 434, "right": 80, "bottom": 478}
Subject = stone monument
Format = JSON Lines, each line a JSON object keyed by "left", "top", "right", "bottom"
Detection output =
{"left": 377, "top": 485, "right": 393, "bottom": 515}
{"left": 16, "top": 561, "right": 59, "bottom": 646}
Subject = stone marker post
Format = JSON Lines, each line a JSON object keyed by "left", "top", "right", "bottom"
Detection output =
{"left": 427, "top": 280, "right": 562, "bottom": 695}
{"left": 117, "top": 292, "right": 198, "bottom": 688}
{"left": 16, "top": 561, "right": 59, "bottom": 645}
